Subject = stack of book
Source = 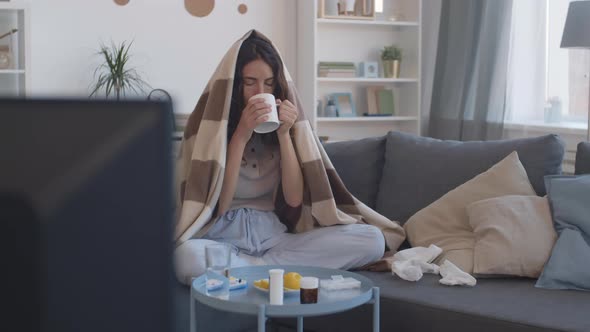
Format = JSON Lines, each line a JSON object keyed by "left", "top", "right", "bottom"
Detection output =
{"left": 317, "top": 62, "right": 356, "bottom": 78}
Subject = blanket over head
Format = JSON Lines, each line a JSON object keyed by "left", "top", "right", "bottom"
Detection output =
{"left": 175, "top": 29, "right": 405, "bottom": 252}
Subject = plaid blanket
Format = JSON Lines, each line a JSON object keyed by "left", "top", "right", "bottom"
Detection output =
{"left": 175, "top": 30, "right": 405, "bottom": 252}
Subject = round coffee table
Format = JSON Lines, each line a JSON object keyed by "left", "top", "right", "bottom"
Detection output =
{"left": 190, "top": 265, "right": 380, "bottom": 332}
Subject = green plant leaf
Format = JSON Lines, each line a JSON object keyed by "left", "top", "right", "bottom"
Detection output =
{"left": 381, "top": 45, "right": 402, "bottom": 61}
{"left": 89, "top": 39, "right": 150, "bottom": 99}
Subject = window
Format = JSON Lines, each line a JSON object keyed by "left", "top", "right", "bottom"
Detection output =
{"left": 506, "top": 0, "right": 589, "bottom": 128}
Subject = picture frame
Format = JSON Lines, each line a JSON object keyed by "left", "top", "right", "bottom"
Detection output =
{"left": 360, "top": 61, "right": 379, "bottom": 78}
{"left": 331, "top": 92, "right": 356, "bottom": 117}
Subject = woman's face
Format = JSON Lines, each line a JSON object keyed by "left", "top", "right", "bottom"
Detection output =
{"left": 241, "top": 58, "right": 275, "bottom": 103}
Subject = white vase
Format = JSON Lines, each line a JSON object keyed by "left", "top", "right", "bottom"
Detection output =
{"left": 340, "top": 0, "right": 355, "bottom": 14}
{"left": 325, "top": 0, "right": 339, "bottom": 16}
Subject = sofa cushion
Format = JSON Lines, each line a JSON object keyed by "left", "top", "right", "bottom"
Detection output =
{"left": 536, "top": 175, "right": 590, "bottom": 291}
{"left": 323, "top": 135, "right": 385, "bottom": 209}
{"left": 467, "top": 195, "right": 556, "bottom": 278}
{"left": 376, "top": 132, "right": 564, "bottom": 225}
{"left": 575, "top": 142, "right": 590, "bottom": 175}
{"left": 404, "top": 152, "right": 537, "bottom": 273}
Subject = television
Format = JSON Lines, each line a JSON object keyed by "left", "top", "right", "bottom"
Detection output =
{"left": 0, "top": 99, "right": 175, "bottom": 332}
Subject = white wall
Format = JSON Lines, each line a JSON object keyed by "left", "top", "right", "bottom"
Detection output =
{"left": 30, "top": 0, "right": 296, "bottom": 114}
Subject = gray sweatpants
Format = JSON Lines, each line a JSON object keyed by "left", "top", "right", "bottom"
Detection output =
{"left": 174, "top": 208, "right": 385, "bottom": 285}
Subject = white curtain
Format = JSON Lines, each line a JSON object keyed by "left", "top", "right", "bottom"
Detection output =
{"left": 504, "top": 0, "right": 547, "bottom": 125}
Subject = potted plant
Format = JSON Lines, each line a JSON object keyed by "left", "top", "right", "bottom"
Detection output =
{"left": 89, "top": 40, "right": 150, "bottom": 100}
{"left": 381, "top": 45, "right": 402, "bottom": 78}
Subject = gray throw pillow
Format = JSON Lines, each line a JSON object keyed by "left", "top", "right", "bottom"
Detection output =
{"left": 323, "top": 136, "right": 386, "bottom": 209}
{"left": 575, "top": 142, "right": 590, "bottom": 175}
{"left": 536, "top": 175, "right": 590, "bottom": 291}
{"left": 376, "top": 132, "right": 564, "bottom": 224}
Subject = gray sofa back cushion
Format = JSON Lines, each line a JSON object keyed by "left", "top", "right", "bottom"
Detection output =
{"left": 323, "top": 136, "right": 386, "bottom": 209}
{"left": 575, "top": 142, "right": 590, "bottom": 175}
{"left": 376, "top": 132, "right": 565, "bottom": 225}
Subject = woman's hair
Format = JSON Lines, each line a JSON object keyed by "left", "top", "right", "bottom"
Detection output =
{"left": 227, "top": 31, "right": 289, "bottom": 144}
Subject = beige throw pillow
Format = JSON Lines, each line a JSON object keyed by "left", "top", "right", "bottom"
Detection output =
{"left": 467, "top": 195, "right": 557, "bottom": 278}
{"left": 403, "top": 152, "right": 537, "bottom": 273}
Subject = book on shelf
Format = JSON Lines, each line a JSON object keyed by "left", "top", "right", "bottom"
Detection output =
{"left": 318, "top": 61, "right": 356, "bottom": 77}
{"left": 318, "top": 68, "right": 356, "bottom": 72}
{"left": 366, "top": 86, "right": 380, "bottom": 115}
{"left": 377, "top": 89, "right": 395, "bottom": 115}
{"left": 318, "top": 65, "right": 356, "bottom": 70}
{"left": 318, "top": 61, "right": 356, "bottom": 69}
{"left": 365, "top": 86, "right": 395, "bottom": 116}
{"left": 318, "top": 70, "right": 356, "bottom": 78}
{"left": 362, "top": 113, "right": 394, "bottom": 117}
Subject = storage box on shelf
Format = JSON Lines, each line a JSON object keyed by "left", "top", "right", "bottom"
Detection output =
{"left": 296, "top": 0, "right": 422, "bottom": 142}
{"left": 0, "top": 1, "right": 30, "bottom": 97}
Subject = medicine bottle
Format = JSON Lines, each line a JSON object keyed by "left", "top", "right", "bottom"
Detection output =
{"left": 299, "top": 276, "right": 319, "bottom": 304}
{"left": 268, "top": 269, "right": 284, "bottom": 305}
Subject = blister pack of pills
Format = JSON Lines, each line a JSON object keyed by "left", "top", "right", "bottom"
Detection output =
{"left": 206, "top": 276, "right": 247, "bottom": 291}
{"left": 319, "top": 275, "right": 361, "bottom": 290}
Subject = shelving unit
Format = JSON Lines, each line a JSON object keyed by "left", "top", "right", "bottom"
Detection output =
{"left": 0, "top": 1, "right": 30, "bottom": 97}
{"left": 317, "top": 77, "right": 418, "bottom": 83}
{"left": 317, "top": 18, "right": 419, "bottom": 26}
{"left": 317, "top": 116, "right": 417, "bottom": 122}
{"left": 296, "top": 0, "right": 422, "bottom": 142}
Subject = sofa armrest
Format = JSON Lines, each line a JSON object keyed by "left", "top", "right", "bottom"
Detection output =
{"left": 575, "top": 141, "right": 590, "bottom": 175}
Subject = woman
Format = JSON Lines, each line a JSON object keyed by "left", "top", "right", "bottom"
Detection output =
{"left": 174, "top": 31, "right": 398, "bottom": 284}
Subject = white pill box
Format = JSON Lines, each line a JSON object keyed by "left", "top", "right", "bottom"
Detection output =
{"left": 319, "top": 275, "right": 361, "bottom": 290}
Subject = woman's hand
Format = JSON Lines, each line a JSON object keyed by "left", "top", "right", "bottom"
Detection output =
{"left": 276, "top": 99, "right": 298, "bottom": 137}
{"left": 234, "top": 97, "right": 272, "bottom": 143}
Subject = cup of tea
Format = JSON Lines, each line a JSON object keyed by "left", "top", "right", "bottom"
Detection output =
{"left": 249, "top": 93, "right": 280, "bottom": 134}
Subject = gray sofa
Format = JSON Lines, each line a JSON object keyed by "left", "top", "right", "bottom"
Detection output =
{"left": 175, "top": 134, "right": 590, "bottom": 332}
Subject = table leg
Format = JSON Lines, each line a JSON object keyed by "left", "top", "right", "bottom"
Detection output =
{"left": 297, "top": 316, "right": 303, "bottom": 332}
{"left": 258, "top": 305, "right": 266, "bottom": 332}
{"left": 372, "top": 287, "right": 380, "bottom": 332}
{"left": 190, "top": 287, "right": 196, "bottom": 332}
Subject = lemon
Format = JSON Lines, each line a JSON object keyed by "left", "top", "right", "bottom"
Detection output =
{"left": 254, "top": 279, "right": 270, "bottom": 289}
{"left": 283, "top": 272, "right": 302, "bottom": 290}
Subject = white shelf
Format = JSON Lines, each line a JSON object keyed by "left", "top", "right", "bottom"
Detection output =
{"left": 0, "top": 1, "right": 30, "bottom": 97}
{"left": 0, "top": 69, "right": 25, "bottom": 74}
{"left": 297, "top": 0, "right": 422, "bottom": 141}
{"left": 317, "top": 116, "right": 418, "bottom": 122}
{"left": 317, "top": 18, "right": 419, "bottom": 26}
{"left": 317, "top": 77, "right": 418, "bottom": 83}
{"left": 0, "top": 2, "right": 28, "bottom": 10}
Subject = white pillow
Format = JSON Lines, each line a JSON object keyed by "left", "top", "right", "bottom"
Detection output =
{"left": 404, "top": 152, "right": 537, "bottom": 273}
{"left": 467, "top": 195, "right": 557, "bottom": 278}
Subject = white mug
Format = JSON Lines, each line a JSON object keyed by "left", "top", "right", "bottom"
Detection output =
{"left": 249, "top": 93, "right": 280, "bottom": 134}
{"left": 342, "top": 0, "right": 355, "bottom": 13}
